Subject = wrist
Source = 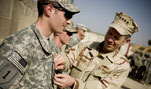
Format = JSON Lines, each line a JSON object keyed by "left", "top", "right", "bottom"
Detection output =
{"left": 70, "top": 79, "right": 79, "bottom": 89}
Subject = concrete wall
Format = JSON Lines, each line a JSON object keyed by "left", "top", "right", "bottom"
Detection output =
{"left": 0, "top": 0, "right": 37, "bottom": 43}
{"left": 0, "top": 0, "right": 133, "bottom": 56}
{"left": 82, "top": 31, "right": 105, "bottom": 43}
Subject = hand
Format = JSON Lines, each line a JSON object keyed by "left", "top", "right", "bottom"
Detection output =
{"left": 54, "top": 54, "right": 65, "bottom": 70}
{"left": 53, "top": 74, "right": 75, "bottom": 88}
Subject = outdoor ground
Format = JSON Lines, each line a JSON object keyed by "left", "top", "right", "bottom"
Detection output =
{"left": 121, "top": 78, "right": 151, "bottom": 89}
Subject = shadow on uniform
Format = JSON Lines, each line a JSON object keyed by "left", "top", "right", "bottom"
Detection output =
{"left": 121, "top": 85, "right": 131, "bottom": 89}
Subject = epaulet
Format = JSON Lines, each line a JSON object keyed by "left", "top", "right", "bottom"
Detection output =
{"left": 65, "top": 48, "right": 75, "bottom": 54}
{"left": 120, "top": 57, "right": 129, "bottom": 63}
{"left": 115, "top": 57, "right": 129, "bottom": 65}
{"left": 69, "top": 48, "right": 76, "bottom": 51}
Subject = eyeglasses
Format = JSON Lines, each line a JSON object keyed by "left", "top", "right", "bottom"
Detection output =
{"left": 65, "top": 31, "right": 73, "bottom": 36}
{"left": 43, "top": 1, "right": 73, "bottom": 19}
{"left": 53, "top": 6, "right": 73, "bottom": 20}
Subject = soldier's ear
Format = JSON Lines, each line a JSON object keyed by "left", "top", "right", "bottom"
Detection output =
{"left": 44, "top": 4, "right": 54, "bottom": 17}
{"left": 124, "top": 38, "right": 131, "bottom": 44}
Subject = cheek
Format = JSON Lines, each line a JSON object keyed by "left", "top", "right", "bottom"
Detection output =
{"left": 115, "top": 41, "right": 123, "bottom": 48}
{"left": 58, "top": 12, "right": 66, "bottom": 21}
{"left": 105, "top": 34, "right": 111, "bottom": 41}
{"left": 55, "top": 13, "right": 65, "bottom": 23}
{"left": 66, "top": 36, "right": 70, "bottom": 40}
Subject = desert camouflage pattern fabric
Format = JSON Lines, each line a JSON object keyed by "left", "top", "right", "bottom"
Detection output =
{"left": 110, "top": 12, "right": 139, "bottom": 36}
{"left": 0, "top": 24, "right": 55, "bottom": 89}
{"left": 62, "top": 41, "right": 130, "bottom": 89}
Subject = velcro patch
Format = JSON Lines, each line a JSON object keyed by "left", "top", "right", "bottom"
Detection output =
{"left": 0, "top": 64, "right": 17, "bottom": 84}
{"left": 7, "top": 51, "right": 27, "bottom": 74}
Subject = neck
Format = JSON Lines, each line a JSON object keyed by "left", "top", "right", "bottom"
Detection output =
{"left": 53, "top": 36, "right": 63, "bottom": 48}
{"left": 35, "top": 16, "right": 52, "bottom": 37}
{"left": 77, "top": 32, "right": 81, "bottom": 40}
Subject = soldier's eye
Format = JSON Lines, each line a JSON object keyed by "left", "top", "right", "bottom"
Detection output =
{"left": 108, "top": 32, "right": 112, "bottom": 36}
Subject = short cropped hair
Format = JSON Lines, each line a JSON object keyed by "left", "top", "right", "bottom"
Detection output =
{"left": 37, "top": 0, "right": 60, "bottom": 16}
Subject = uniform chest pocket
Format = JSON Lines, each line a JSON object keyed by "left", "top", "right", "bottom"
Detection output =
{"left": 30, "top": 55, "right": 53, "bottom": 77}
{"left": 91, "top": 65, "right": 111, "bottom": 79}
{"left": 70, "top": 56, "right": 91, "bottom": 79}
{"left": 76, "top": 56, "right": 91, "bottom": 71}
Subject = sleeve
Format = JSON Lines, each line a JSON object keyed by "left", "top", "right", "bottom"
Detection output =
{"left": 74, "top": 59, "right": 130, "bottom": 89}
{"left": 79, "top": 66, "right": 130, "bottom": 89}
{"left": 61, "top": 42, "right": 85, "bottom": 71}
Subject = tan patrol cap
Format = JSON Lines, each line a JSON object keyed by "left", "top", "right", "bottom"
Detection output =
{"left": 110, "top": 12, "right": 139, "bottom": 36}
{"left": 65, "top": 23, "right": 77, "bottom": 33}
{"left": 76, "top": 24, "right": 87, "bottom": 31}
{"left": 38, "top": 0, "right": 80, "bottom": 13}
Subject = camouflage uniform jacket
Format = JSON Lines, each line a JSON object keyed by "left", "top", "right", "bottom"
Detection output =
{"left": 0, "top": 24, "right": 54, "bottom": 89}
{"left": 51, "top": 40, "right": 61, "bottom": 54}
{"left": 63, "top": 41, "right": 130, "bottom": 89}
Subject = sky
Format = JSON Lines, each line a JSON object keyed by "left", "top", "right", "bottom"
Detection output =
{"left": 72, "top": 0, "right": 151, "bottom": 46}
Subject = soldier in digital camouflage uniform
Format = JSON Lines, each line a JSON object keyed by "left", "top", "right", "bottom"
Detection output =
{"left": 134, "top": 51, "right": 145, "bottom": 80}
{"left": 144, "top": 53, "right": 151, "bottom": 84}
{"left": 51, "top": 24, "right": 77, "bottom": 54}
{"left": 53, "top": 12, "right": 139, "bottom": 89}
{"left": 129, "top": 51, "right": 140, "bottom": 78}
{"left": 51, "top": 23, "right": 77, "bottom": 89}
{"left": 0, "top": 0, "right": 80, "bottom": 89}
{"left": 66, "top": 24, "right": 87, "bottom": 49}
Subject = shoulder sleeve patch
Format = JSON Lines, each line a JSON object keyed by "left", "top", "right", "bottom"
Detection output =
{"left": 7, "top": 51, "right": 27, "bottom": 74}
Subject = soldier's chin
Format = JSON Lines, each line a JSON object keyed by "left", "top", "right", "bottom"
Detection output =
{"left": 56, "top": 33, "right": 61, "bottom": 36}
{"left": 104, "top": 47, "right": 114, "bottom": 53}
{"left": 66, "top": 42, "right": 70, "bottom": 45}
{"left": 56, "top": 30, "right": 64, "bottom": 34}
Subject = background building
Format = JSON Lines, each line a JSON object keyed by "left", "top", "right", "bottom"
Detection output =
{"left": 0, "top": 0, "right": 150, "bottom": 57}
{"left": 0, "top": 0, "right": 37, "bottom": 43}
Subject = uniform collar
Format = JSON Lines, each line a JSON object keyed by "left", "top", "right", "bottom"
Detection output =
{"left": 31, "top": 24, "right": 52, "bottom": 55}
{"left": 89, "top": 41, "right": 119, "bottom": 63}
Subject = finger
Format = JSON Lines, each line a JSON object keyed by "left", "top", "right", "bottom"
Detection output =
{"left": 54, "top": 55, "right": 61, "bottom": 62}
{"left": 56, "top": 58, "right": 65, "bottom": 65}
{"left": 54, "top": 55, "right": 62, "bottom": 65}
{"left": 55, "top": 60, "right": 65, "bottom": 70}
{"left": 56, "top": 65, "right": 64, "bottom": 70}
{"left": 53, "top": 79, "right": 63, "bottom": 87}
{"left": 53, "top": 79, "right": 65, "bottom": 89}
{"left": 54, "top": 75, "right": 64, "bottom": 84}
{"left": 55, "top": 74, "right": 65, "bottom": 78}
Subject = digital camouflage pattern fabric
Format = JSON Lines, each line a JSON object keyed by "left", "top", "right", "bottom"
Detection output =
{"left": 38, "top": 0, "right": 80, "bottom": 13}
{"left": 0, "top": 24, "right": 55, "bottom": 89}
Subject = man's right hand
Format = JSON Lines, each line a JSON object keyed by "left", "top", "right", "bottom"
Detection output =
{"left": 54, "top": 54, "right": 65, "bottom": 70}
{"left": 53, "top": 74, "right": 75, "bottom": 88}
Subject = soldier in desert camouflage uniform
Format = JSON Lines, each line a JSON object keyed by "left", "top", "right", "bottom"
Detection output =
{"left": 53, "top": 12, "right": 139, "bottom": 89}
{"left": 0, "top": 0, "right": 80, "bottom": 89}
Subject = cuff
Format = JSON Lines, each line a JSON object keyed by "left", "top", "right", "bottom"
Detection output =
{"left": 71, "top": 79, "right": 79, "bottom": 89}
{"left": 60, "top": 52, "right": 70, "bottom": 71}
